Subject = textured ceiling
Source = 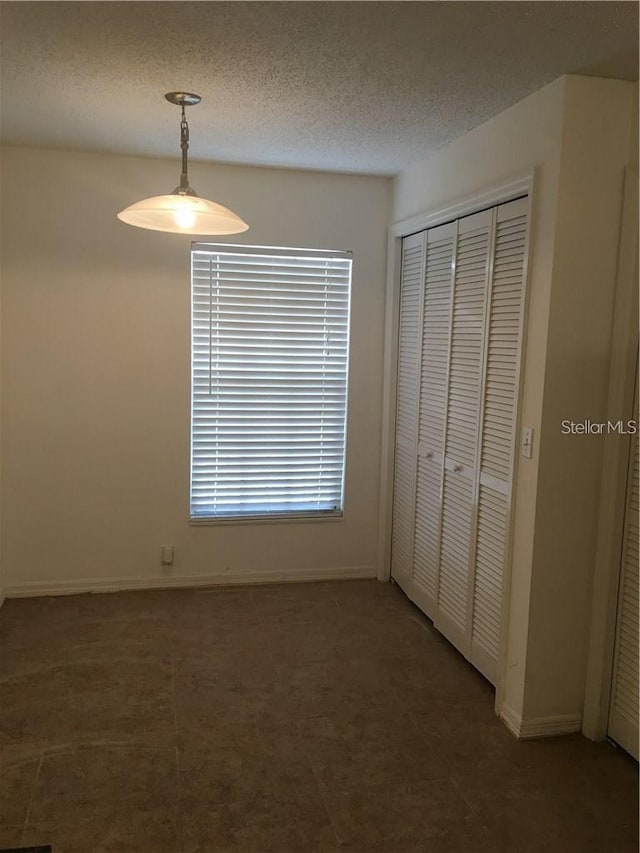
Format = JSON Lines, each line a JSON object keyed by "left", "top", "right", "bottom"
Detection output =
{"left": 1, "top": 1, "right": 637, "bottom": 175}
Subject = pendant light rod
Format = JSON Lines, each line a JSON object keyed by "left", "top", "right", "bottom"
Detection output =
{"left": 165, "top": 91, "right": 201, "bottom": 196}
{"left": 179, "top": 105, "right": 190, "bottom": 192}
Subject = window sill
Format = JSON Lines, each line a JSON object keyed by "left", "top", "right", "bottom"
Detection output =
{"left": 189, "top": 511, "right": 344, "bottom": 527}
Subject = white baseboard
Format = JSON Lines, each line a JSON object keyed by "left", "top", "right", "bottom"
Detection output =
{"left": 501, "top": 704, "right": 582, "bottom": 739}
{"left": 4, "top": 565, "right": 376, "bottom": 598}
{"left": 500, "top": 704, "right": 523, "bottom": 737}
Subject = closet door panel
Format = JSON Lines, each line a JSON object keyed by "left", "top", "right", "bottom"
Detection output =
{"left": 472, "top": 484, "right": 508, "bottom": 680}
{"left": 436, "top": 209, "right": 492, "bottom": 651}
{"left": 413, "top": 222, "right": 456, "bottom": 613}
{"left": 395, "top": 235, "right": 423, "bottom": 447}
{"left": 471, "top": 197, "right": 528, "bottom": 682}
{"left": 418, "top": 224, "right": 457, "bottom": 456}
{"left": 608, "top": 378, "right": 639, "bottom": 760}
{"left": 437, "top": 469, "right": 475, "bottom": 646}
{"left": 443, "top": 211, "right": 491, "bottom": 468}
{"left": 413, "top": 456, "right": 442, "bottom": 608}
{"left": 392, "top": 444, "right": 418, "bottom": 588}
{"left": 391, "top": 233, "right": 424, "bottom": 588}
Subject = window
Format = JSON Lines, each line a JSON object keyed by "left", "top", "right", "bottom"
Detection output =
{"left": 190, "top": 243, "right": 352, "bottom": 522}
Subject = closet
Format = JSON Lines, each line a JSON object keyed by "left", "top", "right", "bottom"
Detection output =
{"left": 608, "top": 366, "right": 639, "bottom": 760}
{"left": 391, "top": 197, "right": 528, "bottom": 685}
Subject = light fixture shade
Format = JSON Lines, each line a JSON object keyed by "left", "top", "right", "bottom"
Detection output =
{"left": 117, "top": 193, "right": 249, "bottom": 235}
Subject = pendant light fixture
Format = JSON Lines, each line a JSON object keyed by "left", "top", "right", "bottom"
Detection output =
{"left": 117, "top": 92, "right": 249, "bottom": 236}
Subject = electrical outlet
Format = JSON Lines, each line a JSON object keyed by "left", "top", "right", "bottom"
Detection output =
{"left": 161, "top": 545, "right": 175, "bottom": 566}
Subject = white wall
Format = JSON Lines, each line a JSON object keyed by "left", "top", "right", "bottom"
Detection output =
{"left": 392, "top": 75, "right": 635, "bottom": 733}
{"left": 393, "top": 76, "right": 565, "bottom": 728}
{"left": 0, "top": 147, "right": 392, "bottom": 593}
{"left": 524, "top": 76, "right": 635, "bottom": 723}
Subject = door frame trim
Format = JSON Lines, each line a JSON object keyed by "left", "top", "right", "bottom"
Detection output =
{"left": 583, "top": 166, "right": 639, "bottom": 742}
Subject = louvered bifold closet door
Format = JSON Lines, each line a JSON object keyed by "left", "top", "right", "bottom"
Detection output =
{"left": 411, "top": 222, "right": 456, "bottom": 617}
{"left": 608, "top": 371, "right": 639, "bottom": 760}
{"left": 435, "top": 209, "right": 492, "bottom": 652}
{"left": 391, "top": 233, "right": 424, "bottom": 588}
{"left": 469, "top": 197, "right": 528, "bottom": 683}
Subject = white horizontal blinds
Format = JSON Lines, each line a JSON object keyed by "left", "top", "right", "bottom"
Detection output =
{"left": 471, "top": 198, "right": 527, "bottom": 681}
{"left": 436, "top": 209, "right": 492, "bottom": 646}
{"left": 190, "top": 244, "right": 351, "bottom": 520}
{"left": 412, "top": 222, "right": 456, "bottom": 613}
{"left": 391, "top": 233, "right": 424, "bottom": 586}
{"left": 609, "top": 375, "right": 639, "bottom": 760}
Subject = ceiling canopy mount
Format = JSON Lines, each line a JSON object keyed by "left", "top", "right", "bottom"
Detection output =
{"left": 164, "top": 92, "right": 202, "bottom": 107}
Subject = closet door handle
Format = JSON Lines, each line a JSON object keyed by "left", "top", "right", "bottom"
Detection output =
{"left": 425, "top": 451, "right": 433, "bottom": 460}
{"left": 453, "top": 464, "right": 462, "bottom": 473}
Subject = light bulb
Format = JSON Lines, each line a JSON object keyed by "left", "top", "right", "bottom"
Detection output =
{"left": 174, "top": 205, "right": 196, "bottom": 229}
